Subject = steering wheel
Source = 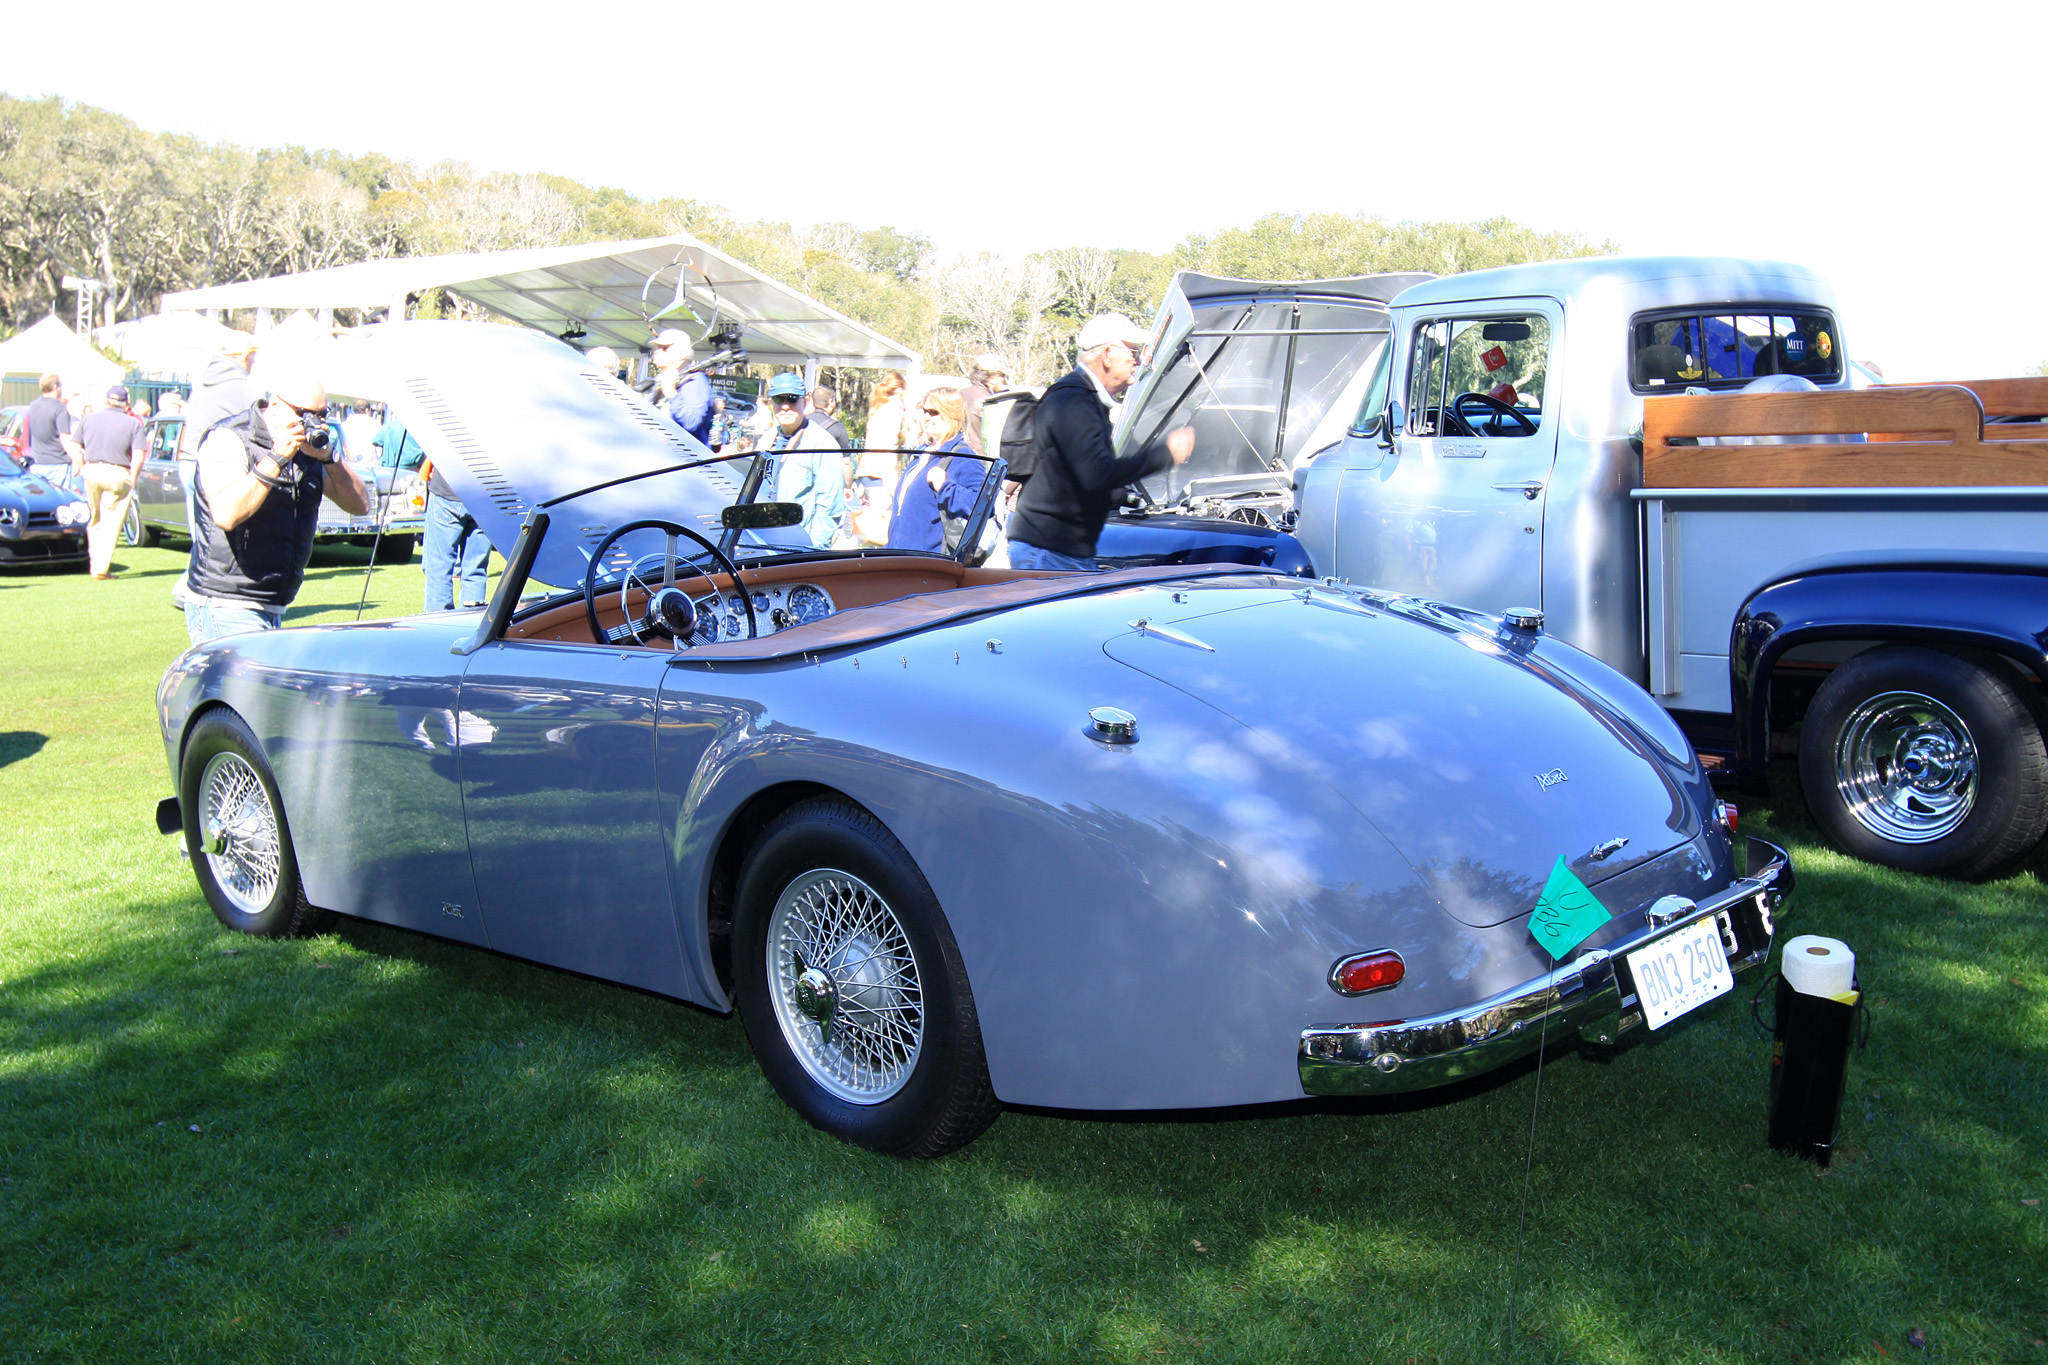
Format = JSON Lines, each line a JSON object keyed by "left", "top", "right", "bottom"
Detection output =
{"left": 1451, "top": 391, "right": 1539, "bottom": 437}
{"left": 581, "top": 518, "right": 755, "bottom": 648}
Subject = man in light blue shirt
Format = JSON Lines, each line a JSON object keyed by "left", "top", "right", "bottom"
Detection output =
{"left": 763, "top": 372, "right": 844, "bottom": 548}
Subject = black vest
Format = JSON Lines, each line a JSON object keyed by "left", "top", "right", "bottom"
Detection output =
{"left": 188, "top": 406, "right": 326, "bottom": 607}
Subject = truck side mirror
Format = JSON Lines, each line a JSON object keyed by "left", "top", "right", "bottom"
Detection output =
{"left": 1378, "top": 399, "right": 1403, "bottom": 449}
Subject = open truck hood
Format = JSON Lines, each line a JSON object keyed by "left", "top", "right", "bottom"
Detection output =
{"left": 1116, "top": 271, "right": 1434, "bottom": 507}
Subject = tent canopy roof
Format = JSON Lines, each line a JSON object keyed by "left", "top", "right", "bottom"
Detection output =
{"left": 0, "top": 316, "right": 126, "bottom": 395}
{"left": 160, "top": 234, "right": 918, "bottom": 370}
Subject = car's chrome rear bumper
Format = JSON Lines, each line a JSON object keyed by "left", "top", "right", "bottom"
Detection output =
{"left": 1299, "top": 837, "right": 1793, "bottom": 1096}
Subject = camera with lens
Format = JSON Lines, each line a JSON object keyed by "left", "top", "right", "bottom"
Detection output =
{"left": 300, "top": 420, "right": 330, "bottom": 451}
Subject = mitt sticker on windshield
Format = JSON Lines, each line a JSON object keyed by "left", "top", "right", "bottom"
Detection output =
{"left": 1529, "top": 856, "right": 1611, "bottom": 961}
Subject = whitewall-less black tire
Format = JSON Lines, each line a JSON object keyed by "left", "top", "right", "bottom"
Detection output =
{"left": 733, "top": 797, "right": 999, "bottom": 1157}
{"left": 1799, "top": 646, "right": 2048, "bottom": 880}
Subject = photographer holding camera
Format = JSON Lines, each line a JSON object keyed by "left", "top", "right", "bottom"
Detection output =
{"left": 185, "top": 369, "right": 368, "bottom": 646}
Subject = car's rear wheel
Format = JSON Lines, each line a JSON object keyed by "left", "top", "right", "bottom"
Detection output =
{"left": 1799, "top": 645, "right": 2048, "bottom": 880}
{"left": 733, "top": 797, "right": 999, "bottom": 1157}
{"left": 122, "top": 500, "right": 160, "bottom": 547}
{"left": 180, "top": 711, "right": 333, "bottom": 938}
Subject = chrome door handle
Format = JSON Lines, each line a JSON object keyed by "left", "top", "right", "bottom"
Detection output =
{"left": 1492, "top": 481, "right": 1544, "bottom": 500}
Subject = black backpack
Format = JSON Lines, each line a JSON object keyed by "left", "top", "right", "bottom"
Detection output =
{"left": 990, "top": 388, "right": 1042, "bottom": 483}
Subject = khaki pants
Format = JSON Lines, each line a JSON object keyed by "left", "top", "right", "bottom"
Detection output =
{"left": 82, "top": 463, "right": 133, "bottom": 576}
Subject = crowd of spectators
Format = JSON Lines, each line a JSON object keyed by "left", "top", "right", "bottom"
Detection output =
{"left": 28, "top": 310, "right": 1180, "bottom": 641}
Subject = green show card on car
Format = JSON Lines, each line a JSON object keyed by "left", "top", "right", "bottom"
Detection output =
{"left": 1529, "top": 856, "right": 1611, "bottom": 960}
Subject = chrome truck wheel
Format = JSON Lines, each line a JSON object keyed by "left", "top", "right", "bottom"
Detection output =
{"left": 1800, "top": 646, "right": 2048, "bottom": 880}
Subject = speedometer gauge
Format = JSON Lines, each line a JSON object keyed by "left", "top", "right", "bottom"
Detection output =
{"left": 786, "top": 583, "right": 833, "bottom": 624}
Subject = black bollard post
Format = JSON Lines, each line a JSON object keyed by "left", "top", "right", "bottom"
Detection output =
{"left": 1768, "top": 935, "right": 1859, "bottom": 1167}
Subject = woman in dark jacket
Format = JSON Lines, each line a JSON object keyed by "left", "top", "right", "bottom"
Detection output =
{"left": 887, "top": 387, "right": 985, "bottom": 554}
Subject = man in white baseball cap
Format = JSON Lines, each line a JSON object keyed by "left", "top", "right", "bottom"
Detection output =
{"left": 1004, "top": 314, "right": 1191, "bottom": 571}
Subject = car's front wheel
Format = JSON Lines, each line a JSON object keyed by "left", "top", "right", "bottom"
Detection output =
{"left": 733, "top": 798, "right": 999, "bottom": 1157}
{"left": 1799, "top": 645, "right": 2048, "bottom": 880}
{"left": 122, "top": 499, "right": 159, "bottom": 547}
{"left": 180, "top": 710, "right": 333, "bottom": 937}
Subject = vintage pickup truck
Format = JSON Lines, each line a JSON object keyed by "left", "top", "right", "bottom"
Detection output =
{"left": 1117, "top": 256, "right": 2048, "bottom": 881}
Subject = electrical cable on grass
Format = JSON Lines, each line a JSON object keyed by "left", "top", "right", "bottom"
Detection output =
{"left": 1501, "top": 995, "right": 1553, "bottom": 1363}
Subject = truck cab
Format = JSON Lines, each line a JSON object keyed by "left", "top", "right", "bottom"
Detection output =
{"left": 1283, "top": 255, "right": 2048, "bottom": 881}
{"left": 1295, "top": 256, "right": 1852, "bottom": 686}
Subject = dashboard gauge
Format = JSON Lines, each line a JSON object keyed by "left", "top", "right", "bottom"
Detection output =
{"left": 785, "top": 583, "right": 834, "bottom": 624}
{"left": 751, "top": 592, "right": 771, "bottom": 614}
{"left": 723, "top": 612, "right": 743, "bottom": 639}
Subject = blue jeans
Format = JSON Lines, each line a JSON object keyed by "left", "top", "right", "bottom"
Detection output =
{"left": 1006, "top": 540, "right": 1098, "bottom": 572}
{"left": 424, "top": 494, "right": 491, "bottom": 612}
{"left": 185, "top": 597, "right": 284, "bottom": 646}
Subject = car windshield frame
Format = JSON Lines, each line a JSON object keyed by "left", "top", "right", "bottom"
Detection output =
{"left": 460, "top": 443, "right": 1009, "bottom": 656}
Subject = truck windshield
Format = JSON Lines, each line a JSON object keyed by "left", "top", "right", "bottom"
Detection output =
{"left": 1632, "top": 307, "right": 1841, "bottom": 390}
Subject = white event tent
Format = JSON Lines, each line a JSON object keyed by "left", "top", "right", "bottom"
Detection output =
{"left": 94, "top": 311, "right": 248, "bottom": 381}
{"left": 0, "top": 316, "right": 126, "bottom": 399}
{"left": 159, "top": 234, "right": 919, "bottom": 374}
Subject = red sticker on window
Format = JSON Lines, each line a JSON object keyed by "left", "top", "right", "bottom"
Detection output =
{"left": 1482, "top": 345, "right": 1508, "bottom": 373}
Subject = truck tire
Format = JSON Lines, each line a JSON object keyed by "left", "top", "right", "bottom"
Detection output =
{"left": 1799, "top": 645, "right": 2048, "bottom": 880}
{"left": 373, "top": 534, "right": 415, "bottom": 564}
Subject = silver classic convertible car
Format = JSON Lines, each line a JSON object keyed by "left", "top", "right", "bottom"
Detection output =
{"left": 154, "top": 324, "right": 1792, "bottom": 1157}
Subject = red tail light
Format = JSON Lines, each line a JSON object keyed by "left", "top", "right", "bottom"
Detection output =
{"left": 1330, "top": 950, "right": 1405, "bottom": 997}
{"left": 1717, "top": 801, "right": 1739, "bottom": 835}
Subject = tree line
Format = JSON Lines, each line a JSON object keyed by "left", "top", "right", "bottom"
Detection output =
{"left": 0, "top": 93, "right": 1614, "bottom": 386}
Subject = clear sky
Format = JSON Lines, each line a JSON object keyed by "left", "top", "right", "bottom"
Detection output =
{"left": 15, "top": 0, "right": 2039, "bottom": 381}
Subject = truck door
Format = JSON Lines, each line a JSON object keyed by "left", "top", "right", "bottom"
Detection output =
{"left": 1380, "top": 304, "right": 1560, "bottom": 611}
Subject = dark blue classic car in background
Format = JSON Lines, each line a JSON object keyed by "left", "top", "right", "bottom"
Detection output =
{"left": 155, "top": 323, "right": 1791, "bottom": 1157}
{"left": 0, "top": 447, "right": 87, "bottom": 567}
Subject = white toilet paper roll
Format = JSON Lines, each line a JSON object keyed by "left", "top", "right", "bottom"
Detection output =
{"left": 1781, "top": 935, "right": 1856, "bottom": 999}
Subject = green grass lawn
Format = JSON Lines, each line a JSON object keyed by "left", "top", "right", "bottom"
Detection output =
{"left": 1, "top": 546, "right": 2043, "bottom": 1364}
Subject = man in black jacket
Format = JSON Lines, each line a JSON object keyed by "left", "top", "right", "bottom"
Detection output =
{"left": 1006, "top": 314, "right": 1191, "bottom": 571}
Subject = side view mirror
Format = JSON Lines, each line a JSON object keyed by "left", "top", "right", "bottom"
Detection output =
{"left": 720, "top": 501, "right": 803, "bottom": 529}
{"left": 1378, "top": 399, "right": 1403, "bottom": 449}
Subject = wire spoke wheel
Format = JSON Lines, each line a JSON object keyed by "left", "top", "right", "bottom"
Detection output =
{"left": 1833, "top": 689, "right": 1979, "bottom": 844}
{"left": 199, "top": 751, "right": 283, "bottom": 914}
{"left": 735, "top": 797, "right": 999, "bottom": 1155}
{"left": 767, "top": 868, "right": 923, "bottom": 1104}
